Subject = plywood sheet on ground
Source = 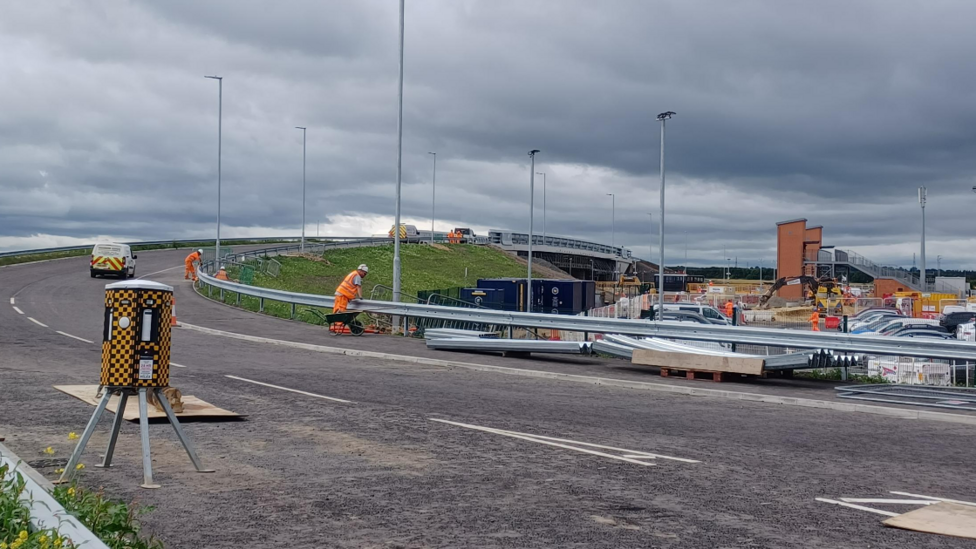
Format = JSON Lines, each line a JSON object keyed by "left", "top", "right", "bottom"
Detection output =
{"left": 632, "top": 349, "right": 764, "bottom": 375}
{"left": 883, "top": 502, "right": 976, "bottom": 539}
{"left": 54, "top": 385, "right": 241, "bottom": 421}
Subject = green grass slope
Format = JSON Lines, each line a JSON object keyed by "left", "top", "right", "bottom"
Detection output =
{"left": 251, "top": 243, "right": 539, "bottom": 298}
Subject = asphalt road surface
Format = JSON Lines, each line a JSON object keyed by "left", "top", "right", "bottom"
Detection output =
{"left": 1, "top": 247, "right": 975, "bottom": 548}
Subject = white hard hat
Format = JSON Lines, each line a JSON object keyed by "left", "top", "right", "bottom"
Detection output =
{"left": 198, "top": 249, "right": 204, "bottom": 254}
{"left": 358, "top": 264, "right": 369, "bottom": 273}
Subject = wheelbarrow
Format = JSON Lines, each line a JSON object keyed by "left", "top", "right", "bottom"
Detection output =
{"left": 324, "top": 311, "right": 365, "bottom": 336}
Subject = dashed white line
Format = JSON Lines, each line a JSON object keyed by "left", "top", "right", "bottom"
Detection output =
{"left": 137, "top": 265, "right": 183, "bottom": 279}
{"left": 12, "top": 306, "right": 24, "bottom": 315}
{"left": 890, "top": 491, "right": 976, "bottom": 507}
{"left": 9, "top": 297, "right": 14, "bottom": 305}
{"left": 225, "top": 375, "right": 353, "bottom": 403}
{"left": 815, "top": 497, "right": 898, "bottom": 517}
{"left": 56, "top": 331, "right": 94, "bottom": 344}
{"left": 28, "top": 317, "right": 48, "bottom": 328}
{"left": 429, "top": 418, "right": 699, "bottom": 467}
{"left": 171, "top": 362, "right": 188, "bottom": 368}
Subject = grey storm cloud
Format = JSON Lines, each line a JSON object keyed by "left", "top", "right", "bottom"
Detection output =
{"left": 2, "top": 0, "right": 976, "bottom": 267}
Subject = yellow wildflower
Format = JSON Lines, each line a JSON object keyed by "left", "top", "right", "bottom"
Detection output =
{"left": 1, "top": 540, "right": 9, "bottom": 549}
{"left": 54, "top": 538, "right": 63, "bottom": 548}
{"left": 68, "top": 432, "right": 79, "bottom": 440}
{"left": 44, "top": 446, "right": 55, "bottom": 455}
{"left": 18, "top": 531, "right": 27, "bottom": 541}
{"left": 55, "top": 468, "right": 64, "bottom": 474}
{"left": 10, "top": 540, "right": 22, "bottom": 549}
{"left": 75, "top": 463, "right": 85, "bottom": 470}
{"left": 67, "top": 487, "right": 76, "bottom": 496}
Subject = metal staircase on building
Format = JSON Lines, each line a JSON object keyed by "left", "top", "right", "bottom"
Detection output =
{"left": 807, "top": 249, "right": 924, "bottom": 292}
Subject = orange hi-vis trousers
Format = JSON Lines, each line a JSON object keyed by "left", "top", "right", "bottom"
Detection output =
{"left": 184, "top": 261, "right": 197, "bottom": 281}
{"left": 333, "top": 295, "right": 350, "bottom": 313}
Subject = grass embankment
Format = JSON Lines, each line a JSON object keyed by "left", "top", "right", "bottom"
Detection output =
{"left": 211, "top": 244, "right": 542, "bottom": 324}
{"left": 0, "top": 239, "right": 294, "bottom": 268}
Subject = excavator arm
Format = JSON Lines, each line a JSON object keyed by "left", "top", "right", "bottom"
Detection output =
{"left": 757, "top": 276, "right": 822, "bottom": 309}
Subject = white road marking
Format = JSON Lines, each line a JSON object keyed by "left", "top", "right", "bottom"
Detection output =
{"left": 430, "top": 418, "right": 699, "bottom": 467}
{"left": 494, "top": 430, "right": 701, "bottom": 463}
{"left": 815, "top": 498, "right": 898, "bottom": 517}
{"left": 225, "top": 375, "right": 353, "bottom": 403}
{"left": 171, "top": 362, "right": 188, "bottom": 368}
{"left": 12, "top": 306, "right": 24, "bottom": 315}
{"left": 137, "top": 265, "right": 183, "bottom": 279}
{"left": 56, "top": 331, "right": 94, "bottom": 344}
{"left": 9, "top": 298, "right": 14, "bottom": 305}
{"left": 889, "top": 491, "right": 976, "bottom": 508}
{"left": 839, "top": 498, "right": 936, "bottom": 505}
{"left": 28, "top": 317, "right": 48, "bottom": 328}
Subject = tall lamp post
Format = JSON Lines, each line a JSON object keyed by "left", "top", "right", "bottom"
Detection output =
{"left": 656, "top": 111, "right": 675, "bottom": 320}
{"left": 536, "top": 172, "right": 546, "bottom": 241}
{"left": 919, "top": 186, "right": 927, "bottom": 290}
{"left": 428, "top": 152, "right": 436, "bottom": 244}
{"left": 527, "top": 150, "right": 540, "bottom": 317}
{"left": 295, "top": 126, "right": 307, "bottom": 252}
{"left": 392, "top": 0, "right": 405, "bottom": 315}
{"left": 606, "top": 193, "right": 615, "bottom": 249}
{"left": 204, "top": 75, "right": 223, "bottom": 266}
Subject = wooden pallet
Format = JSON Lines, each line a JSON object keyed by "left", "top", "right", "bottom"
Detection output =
{"left": 660, "top": 368, "right": 728, "bottom": 382}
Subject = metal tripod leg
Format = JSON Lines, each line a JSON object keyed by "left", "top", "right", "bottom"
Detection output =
{"left": 156, "top": 388, "right": 214, "bottom": 473}
{"left": 57, "top": 391, "right": 112, "bottom": 484}
{"left": 138, "top": 388, "right": 160, "bottom": 489}
{"left": 96, "top": 391, "right": 128, "bottom": 469}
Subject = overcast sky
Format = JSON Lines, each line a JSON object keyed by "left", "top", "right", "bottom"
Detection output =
{"left": 2, "top": 0, "right": 975, "bottom": 268}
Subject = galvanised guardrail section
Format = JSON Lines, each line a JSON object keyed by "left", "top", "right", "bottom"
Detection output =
{"left": 196, "top": 269, "right": 976, "bottom": 361}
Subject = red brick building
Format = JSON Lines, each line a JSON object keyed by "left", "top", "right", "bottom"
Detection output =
{"left": 775, "top": 219, "right": 823, "bottom": 299}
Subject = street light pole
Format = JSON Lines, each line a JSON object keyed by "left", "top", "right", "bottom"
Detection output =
{"left": 938, "top": 254, "right": 942, "bottom": 277}
{"left": 606, "top": 193, "right": 615, "bottom": 249}
{"left": 919, "top": 186, "right": 927, "bottom": 290}
{"left": 528, "top": 150, "right": 540, "bottom": 316}
{"left": 428, "top": 152, "right": 436, "bottom": 245}
{"left": 536, "top": 172, "right": 546, "bottom": 241}
{"left": 656, "top": 111, "right": 675, "bottom": 320}
{"left": 392, "top": 0, "right": 405, "bottom": 311}
{"left": 295, "top": 126, "right": 307, "bottom": 252}
{"left": 647, "top": 213, "right": 653, "bottom": 264}
{"left": 204, "top": 75, "right": 223, "bottom": 267}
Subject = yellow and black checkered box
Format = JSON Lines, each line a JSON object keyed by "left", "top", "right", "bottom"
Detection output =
{"left": 100, "top": 281, "right": 173, "bottom": 388}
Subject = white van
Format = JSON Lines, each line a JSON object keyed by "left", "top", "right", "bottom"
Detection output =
{"left": 90, "top": 243, "right": 136, "bottom": 279}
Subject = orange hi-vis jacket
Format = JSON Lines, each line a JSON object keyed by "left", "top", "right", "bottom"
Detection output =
{"left": 185, "top": 251, "right": 201, "bottom": 265}
{"left": 335, "top": 271, "right": 361, "bottom": 299}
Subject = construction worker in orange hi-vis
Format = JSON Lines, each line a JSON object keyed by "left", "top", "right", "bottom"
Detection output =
{"left": 184, "top": 249, "right": 203, "bottom": 281}
{"left": 724, "top": 300, "right": 734, "bottom": 318}
{"left": 809, "top": 311, "right": 821, "bottom": 331}
{"left": 333, "top": 264, "right": 369, "bottom": 313}
{"left": 215, "top": 267, "right": 230, "bottom": 281}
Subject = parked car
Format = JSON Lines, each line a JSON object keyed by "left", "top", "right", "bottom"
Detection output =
{"left": 889, "top": 328, "right": 955, "bottom": 339}
{"left": 853, "top": 317, "right": 938, "bottom": 334}
{"left": 648, "top": 304, "right": 731, "bottom": 325}
{"left": 941, "top": 311, "right": 976, "bottom": 334}
{"left": 876, "top": 319, "right": 941, "bottom": 335}
{"left": 849, "top": 311, "right": 902, "bottom": 331}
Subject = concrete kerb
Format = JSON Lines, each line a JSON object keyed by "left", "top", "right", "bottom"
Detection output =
{"left": 0, "top": 442, "right": 110, "bottom": 548}
{"left": 177, "top": 322, "right": 976, "bottom": 427}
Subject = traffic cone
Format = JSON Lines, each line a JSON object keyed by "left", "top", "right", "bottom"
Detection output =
{"left": 171, "top": 297, "right": 178, "bottom": 327}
